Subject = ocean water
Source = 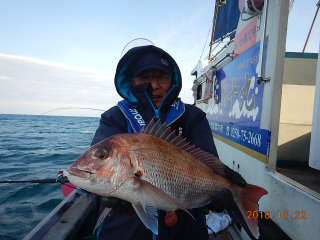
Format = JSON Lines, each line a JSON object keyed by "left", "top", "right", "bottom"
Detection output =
{"left": 0, "top": 114, "right": 100, "bottom": 240}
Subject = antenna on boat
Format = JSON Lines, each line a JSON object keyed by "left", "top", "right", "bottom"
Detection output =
{"left": 208, "top": 1, "right": 224, "bottom": 61}
{"left": 121, "top": 38, "right": 155, "bottom": 57}
{"left": 302, "top": 1, "right": 320, "bottom": 53}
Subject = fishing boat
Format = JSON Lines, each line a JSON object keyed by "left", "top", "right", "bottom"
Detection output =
{"left": 24, "top": 0, "right": 320, "bottom": 239}
{"left": 190, "top": 0, "right": 320, "bottom": 239}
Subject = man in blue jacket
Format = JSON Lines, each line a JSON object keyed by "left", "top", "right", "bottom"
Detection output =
{"left": 91, "top": 45, "right": 246, "bottom": 240}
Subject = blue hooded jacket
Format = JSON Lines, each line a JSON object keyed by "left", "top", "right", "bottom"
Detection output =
{"left": 92, "top": 45, "right": 219, "bottom": 240}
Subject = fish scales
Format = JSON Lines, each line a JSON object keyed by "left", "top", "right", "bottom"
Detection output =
{"left": 126, "top": 134, "right": 227, "bottom": 207}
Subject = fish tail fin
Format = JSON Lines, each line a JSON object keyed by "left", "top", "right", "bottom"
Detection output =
{"left": 233, "top": 184, "right": 268, "bottom": 239}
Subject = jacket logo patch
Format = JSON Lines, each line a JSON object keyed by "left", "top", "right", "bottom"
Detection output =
{"left": 129, "top": 108, "right": 145, "bottom": 126}
{"left": 161, "top": 59, "right": 168, "bottom": 66}
{"left": 171, "top": 101, "right": 179, "bottom": 110}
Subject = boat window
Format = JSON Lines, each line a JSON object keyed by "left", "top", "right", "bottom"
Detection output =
{"left": 276, "top": 52, "right": 320, "bottom": 196}
{"left": 196, "top": 76, "right": 206, "bottom": 101}
{"left": 197, "top": 82, "right": 203, "bottom": 100}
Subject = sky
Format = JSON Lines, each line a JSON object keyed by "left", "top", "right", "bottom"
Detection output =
{"left": 0, "top": 0, "right": 319, "bottom": 117}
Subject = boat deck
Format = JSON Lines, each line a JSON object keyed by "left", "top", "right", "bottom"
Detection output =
{"left": 23, "top": 189, "right": 293, "bottom": 240}
{"left": 276, "top": 166, "right": 320, "bottom": 194}
{"left": 209, "top": 226, "right": 242, "bottom": 240}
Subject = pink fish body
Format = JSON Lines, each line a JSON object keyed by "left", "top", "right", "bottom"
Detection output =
{"left": 68, "top": 120, "right": 267, "bottom": 238}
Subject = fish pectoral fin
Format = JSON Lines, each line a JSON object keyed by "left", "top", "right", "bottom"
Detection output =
{"left": 93, "top": 207, "right": 111, "bottom": 235}
{"left": 132, "top": 204, "right": 158, "bottom": 235}
{"left": 130, "top": 175, "right": 194, "bottom": 220}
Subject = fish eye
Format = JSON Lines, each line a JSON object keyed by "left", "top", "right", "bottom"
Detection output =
{"left": 95, "top": 149, "right": 109, "bottom": 160}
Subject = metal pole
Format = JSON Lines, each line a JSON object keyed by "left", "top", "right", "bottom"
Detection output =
{"left": 211, "top": 29, "right": 236, "bottom": 46}
{"left": 302, "top": 2, "right": 320, "bottom": 53}
{"left": 257, "top": 0, "right": 269, "bottom": 84}
{"left": 208, "top": 1, "right": 219, "bottom": 61}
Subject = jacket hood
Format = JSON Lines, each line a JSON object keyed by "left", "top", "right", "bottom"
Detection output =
{"left": 114, "top": 45, "right": 182, "bottom": 104}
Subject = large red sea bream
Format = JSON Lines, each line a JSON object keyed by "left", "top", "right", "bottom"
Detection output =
{"left": 68, "top": 119, "right": 267, "bottom": 238}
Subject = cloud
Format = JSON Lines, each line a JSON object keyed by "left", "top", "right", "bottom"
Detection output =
{"left": 0, "top": 53, "right": 121, "bottom": 117}
{"left": 0, "top": 52, "right": 196, "bottom": 117}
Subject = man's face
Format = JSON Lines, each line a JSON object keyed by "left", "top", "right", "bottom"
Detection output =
{"left": 131, "top": 68, "right": 172, "bottom": 108}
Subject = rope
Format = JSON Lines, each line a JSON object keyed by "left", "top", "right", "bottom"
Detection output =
{"left": 201, "top": 212, "right": 217, "bottom": 237}
{"left": 199, "top": 21, "right": 213, "bottom": 60}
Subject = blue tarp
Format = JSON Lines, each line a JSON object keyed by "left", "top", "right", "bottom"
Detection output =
{"left": 213, "top": 0, "right": 241, "bottom": 41}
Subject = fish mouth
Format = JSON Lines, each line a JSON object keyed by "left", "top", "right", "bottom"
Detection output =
{"left": 68, "top": 167, "right": 93, "bottom": 179}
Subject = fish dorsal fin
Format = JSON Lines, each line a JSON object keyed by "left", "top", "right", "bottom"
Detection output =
{"left": 141, "top": 118, "right": 226, "bottom": 178}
